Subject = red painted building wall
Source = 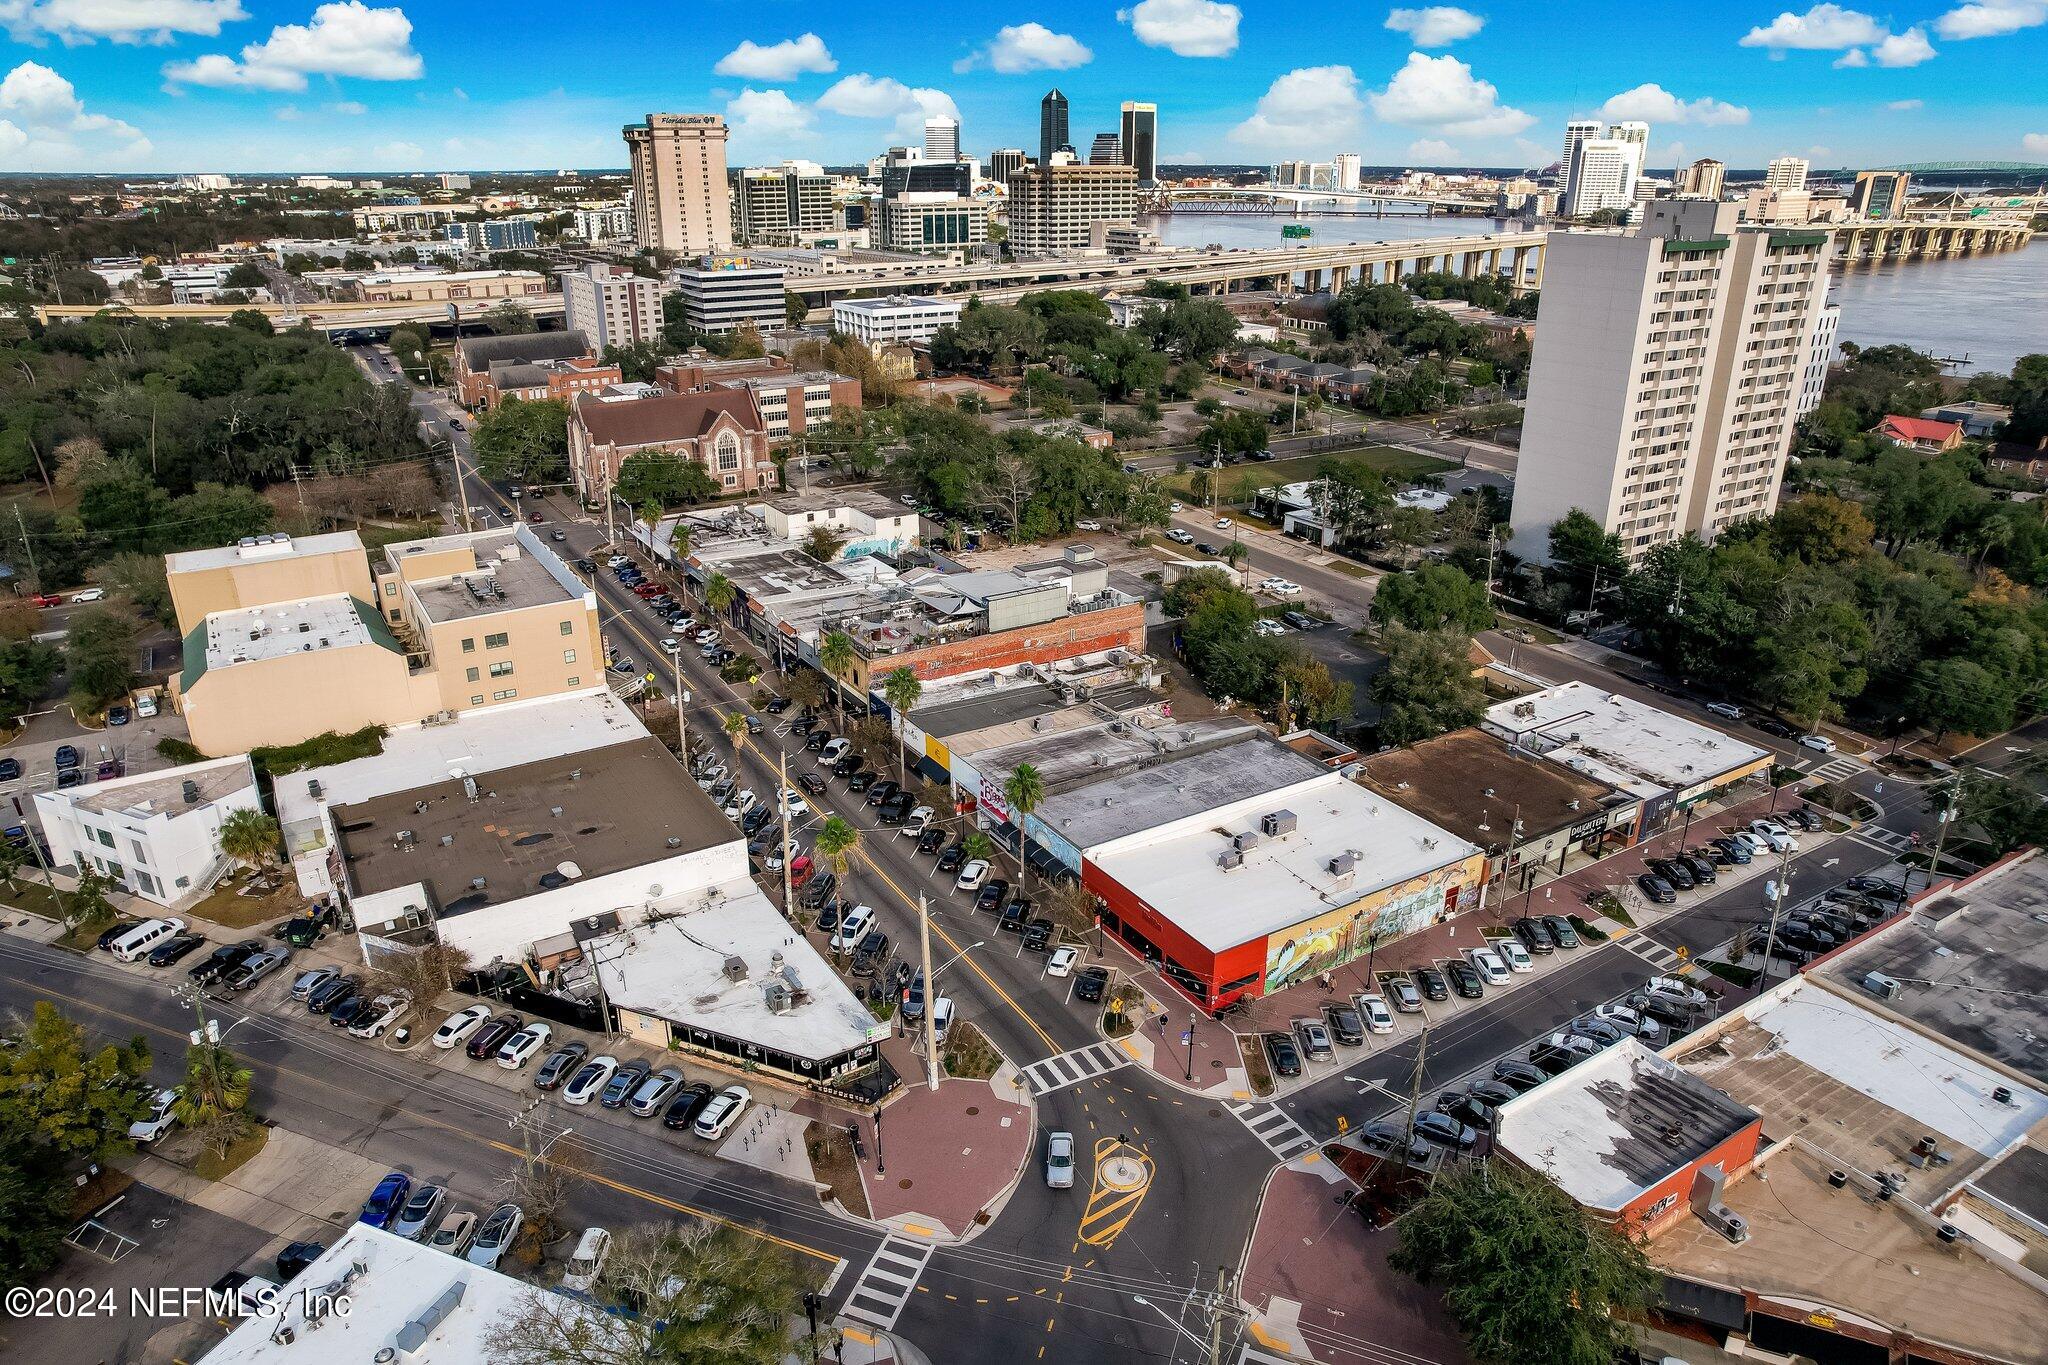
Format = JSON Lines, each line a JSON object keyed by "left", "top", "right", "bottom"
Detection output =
{"left": 1621, "top": 1120, "right": 1765, "bottom": 1239}
{"left": 1083, "top": 859, "right": 1270, "bottom": 1010}
{"left": 881, "top": 603, "right": 1147, "bottom": 685}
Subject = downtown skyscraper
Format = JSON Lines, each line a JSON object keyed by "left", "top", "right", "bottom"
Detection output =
{"left": 1039, "top": 89, "right": 1071, "bottom": 166}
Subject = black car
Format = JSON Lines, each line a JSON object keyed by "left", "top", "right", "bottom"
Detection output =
{"left": 879, "top": 793, "right": 914, "bottom": 825}
{"left": 1512, "top": 916, "right": 1556, "bottom": 954}
{"left": 1075, "top": 966, "right": 1110, "bottom": 1002}
{"left": 1263, "top": 1032, "right": 1302, "bottom": 1078}
{"left": 846, "top": 769, "right": 873, "bottom": 794}
{"left": 147, "top": 932, "right": 206, "bottom": 967}
{"left": 1629, "top": 991, "right": 1696, "bottom": 1028}
{"left": 936, "top": 843, "right": 966, "bottom": 873}
{"left": 831, "top": 753, "right": 860, "bottom": 777}
{"left": 791, "top": 716, "right": 818, "bottom": 736}
{"left": 1540, "top": 914, "right": 1581, "bottom": 948}
{"left": 599, "top": 1060, "right": 651, "bottom": 1109}
{"left": 916, "top": 825, "right": 947, "bottom": 854}
{"left": 96, "top": 918, "right": 142, "bottom": 950}
{"left": 1021, "top": 919, "right": 1055, "bottom": 952}
{"left": 1466, "top": 1078, "right": 1520, "bottom": 1109}
{"left": 805, "top": 730, "right": 831, "bottom": 751}
{"left": 1358, "top": 1120, "right": 1432, "bottom": 1166}
{"left": 1711, "top": 835, "right": 1754, "bottom": 864}
{"left": 533, "top": 1042, "right": 589, "bottom": 1092}
{"left": 974, "top": 878, "right": 1010, "bottom": 914}
{"left": 662, "top": 1082, "right": 716, "bottom": 1130}
{"left": 1323, "top": 1002, "right": 1364, "bottom": 1046}
{"left": 865, "top": 780, "right": 900, "bottom": 808}
{"left": 851, "top": 930, "right": 889, "bottom": 976}
{"left": 332, "top": 995, "right": 378, "bottom": 1029}
{"left": 0, "top": 758, "right": 18, "bottom": 781}
{"left": 1680, "top": 851, "right": 1718, "bottom": 884}
{"left": 998, "top": 901, "right": 1029, "bottom": 934}
{"left": 1647, "top": 857, "right": 1694, "bottom": 890}
{"left": 815, "top": 902, "right": 841, "bottom": 933}
{"left": 1529, "top": 1037, "right": 1595, "bottom": 1074}
{"left": 465, "top": 1014, "right": 523, "bottom": 1060}
{"left": 1413, "top": 1110, "right": 1478, "bottom": 1151}
{"left": 1847, "top": 875, "right": 1905, "bottom": 903}
{"left": 1784, "top": 806, "right": 1823, "bottom": 832}
{"left": 1778, "top": 921, "right": 1838, "bottom": 952}
{"left": 765, "top": 696, "right": 792, "bottom": 714}
{"left": 799, "top": 772, "right": 828, "bottom": 795}
{"left": 275, "top": 1240, "right": 326, "bottom": 1282}
{"left": 1636, "top": 873, "right": 1677, "bottom": 905}
{"left": 190, "top": 939, "right": 261, "bottom": 985}
{"left": 1766, "top": 937, "right": 1812, "bottom": 965}
{"left": 1195, "top": 541, "right": 1219, "bottom": 555}
{"left": 1569, "top": 1017, "right": 1627, "bottom": 1048}
{"left": 53, "top": 744, "right": 80, "bottom": 769}
{"left": 1753, "top": 715, "right": 1796, "bottom": 738}
{"left": 1412, "top": 966, "right": 1450, "bottom": 1001}
{"left": 1492, "top": 1058, "right": 1548, "bottom": 1092}
{"left": 901, "top": 970, "right": 927, "bottom": 1022}
{"left": 741, "top": 805, "right": 773, "bottom": 835}
{"left": 1443, "top": 960, "right": 1484, "bottom": 999}
{"left": 307, "top": 973, "right": 360, "bottom": 1012}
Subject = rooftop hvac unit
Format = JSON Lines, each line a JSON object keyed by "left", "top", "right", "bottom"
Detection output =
{"left": 1261, "top": 810, "right": 1298, "bottom": 838}
{"left": 764, "top": 981, "right": 794, "bottom": 1014}
{"left": 1217, "top": 849, "right": 1244, "bottom": 871}
{"left": 1233, "top": 831, "right": 1260, "bottom": 853}
{"left": 1862, "top": 971, "right": 1902, "bottom": 999}
{"left": 1327, "top": 851, "right": 1357, "bottom": 877}
{"left": 723, "top": 954, "right": 748, "bottom": 982}
{"left": 1689, "top": 1165, "right": 1749, "bottom": 1244}
{"left": 182, "top": 780, "right": 201, "bottom": 804}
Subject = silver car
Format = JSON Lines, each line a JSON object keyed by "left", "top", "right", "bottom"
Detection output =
{"left": 467, "top": 1202, "right": 523, "bottom": 1269}
{"left": 1044, "top": 1131, "right": 1075, "bottom": 1189}
{"left": 627, "top": 1066, "right": 684, "bottom": 1117}
{"left": 391, "top": 1183, "right": 447, "bottom": 1241}
{"left": 224, "top": 946, "right": 289, "bottom": 991}
{"left": 427, "top": 1210, "right": 477, "bottom": 1256}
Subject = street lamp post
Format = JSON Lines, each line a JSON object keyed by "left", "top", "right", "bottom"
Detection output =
{"left": 1183, "top": 1012, "right": 1196, "bottom": 1081}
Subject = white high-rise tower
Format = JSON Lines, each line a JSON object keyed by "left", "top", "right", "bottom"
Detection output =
{"left": 924, "top": 117, "right": 960, "bottom": 163}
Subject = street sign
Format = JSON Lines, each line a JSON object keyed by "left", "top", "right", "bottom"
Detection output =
{"left": 1281, "top": 224, "right": 1312, "bottom": 239}
{"left": 1675, "top": 946, "right": 1690, "bottom": 960}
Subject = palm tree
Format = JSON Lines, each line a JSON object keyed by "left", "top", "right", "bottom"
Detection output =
{"left": 722, "top": 711, "right": 749, "bottom": 749}
{"left": 704, "top": 571, "right": 736, "bottom": 619}
{"left": 963, "top": 829, "right": 993, "bottom": 866}
{"left": 814, "top": 817, "right": 860, "bottom": 930}
{"left": 217, "top": 808, "right": 280, "bottom": 874}
{"left": 819, "top": 630, "right": 855, "bottom": 728}
{"left": 1002, "top": 763, "right": 1046, "bottom": 895}
{"left": 670, "top": 522, "right": 692, "bottom": 562}
{"left": 881, "top": 666, "right": 922, "bottom": 786}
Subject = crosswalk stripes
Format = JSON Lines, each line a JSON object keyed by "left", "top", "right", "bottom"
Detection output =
{"left": 839, "top": 1235, "right": 935, "bottom": 1331}
{"left": 1017, "top": 1040, "right": 1129, "bottom": 1096}
{"left": 1809, "top": 756, "right": 1866, "bottom": 784}
{"left": 1857, "top": 824, "right": 1913, "bottom": 854}
{"left": 1227, "top": 1100, "right": 1319, "bottom": 1163}
{"left": 1623, "top": 935, "right": 1684, "bottom": 971}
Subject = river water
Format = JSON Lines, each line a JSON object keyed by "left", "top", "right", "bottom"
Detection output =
{"left": 1140, "top": 210, "right": 2046, "bottom": 375}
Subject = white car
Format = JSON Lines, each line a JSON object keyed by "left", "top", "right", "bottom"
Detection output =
{"left": 467, "top": 1203, "right": 523, "bottom": 1269}
{"left": 779, "top": 789, "right": 810, "bottom": 819}
{"left": 660, "top": 636, "right": 682, "bottom": 654}
{"left": 1645, "top": 975, "right": 1711, "bottom": 1008}
{"left": 1046, "top": 945, "right": 1079, "bottom": 977}
{"left": 1214, "top": 517, "right": 1232, "bottom": 529}
{"left": 496, "top": 1021, "right": 554, "bottom": 1069}
{"left": 1167, "top": 529, "right": 1195, "bottom": 545}
{"left": 818, "top": 738, "right": 851, "bottom": 767}
{"left": 693, "top": 1084, "right": 751, "bottom": 1139}
{"left": 71, "top": 588, "right": 106, "bottom": 603}
{"left": 692, "top": 628, "right": 721, "bottom": 646}
{"left": 561, "top": 1055, "right": 619, "bottom": 1106}
{"left": 954, "top": 859, "right": 991, "bottom": 893}
{"left": 723, "top": 790, "right": 757, "bottom": 820}
{"left": 128, "top": 1087, "right": 180, "bottom": 1143}
{"left": 1268, "top": 581, "right": 1302, "bottom": 596}
{"left": 901, "top": 806, "right": 934, "bottom": 836}
{"left": 1168, "top": 501, "right": 1183, "bottom": 512}
{"left": 1253, "top": 618, "right": 1287, "bottom": 637}
{"left": 560, "top": 1227, "right": 612, "bottom": 1295}
{"left": 1468, "top": 947, "right": 1510, "bottom": 986}
{"left": 1798, "top": 733, "right": 1836, "bottom": 754}
{"left": 1731, "top": 830, "right": 1770, "bottom": 857}
{"left": 1044, "top": 1131, "right": 1076, "bottom": 1188}
{"left": 1496, "top": 938, "right": 1535, "bottom": 973}
{"left": 1076, "top": 519, "right": 1103, "bottom": 531}
{"left": 1748, "top": 819, "right": 1797, "bottom": 853}
{"left": 431, "top": 1005, "right": 492, "bottom": 1050}
{"left": 1358, "top": 994, "right": 1395, "bottom": 1034}
{"left": 347, "top": 992, "right": 411, "bottom": 1039}
{"left": 1593, "top": 1002, "right": 1665, "bottom": 1042}
{"left": 930, "top": 996, "right": 955, "bottom": 1044}
{"left": 831, "top": 904, "right": 875, "bottom": 953}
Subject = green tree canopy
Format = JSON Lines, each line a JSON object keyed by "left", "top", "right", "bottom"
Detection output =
{"left": 471, "top": 397, "right": 571, "bottom": 483}
{"left": 1370, "top": 625, "right": 1485, "bottom": 745}
{"left": 1371, "top": 563, "right": 1495, "bottom": 633}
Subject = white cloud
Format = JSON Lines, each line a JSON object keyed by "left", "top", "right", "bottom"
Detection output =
{"left": 725, "top": 87, "right": 812, "bottom": 141}
{"left": 274, "top": 101, "right": 301, "bottom": 119}
{"left": 956, "top": 22, "right": 1092, "bottom": 74}
{"left": 162, "top": 1, "right": 423, "bottom": 91}
{"left": 1408, "top": 138, "right": 1460, "bottom": 161}
{"left": 1228, "top": 65, "right": 1363, "bottom": 149}
{"left": 1872, "top": 26, "right": 1937, "bottom": 63}
{"left": 1740, "top": 3, "right": 1887, "bottom": 48}
{"left": 2, "top": 0, "right": 247, "bottom": 45}
{"left": 713, "top": 33, "right": 835, "bottom": 80}
{"left": 1886, "top": 97, "right": 1923, "bottom": 109}
{"left": 1117, "top": 0, "right": 1240, "bottom": 57}
{"left": 2023, "top": 131, "right": 2048, "bottom": 154}
{"left": 1936, "top": 0, "right": 2046, "bottom": 38}
{"left": 0, "top": 60, "right": 150, "bottom": 168}
{"left": 370, "top": 138, "right": 421, "bottom": 164}
{"left": 1600, "top": 82, "right": 1750, "bottom": 126}
{"left": 1367, "top": 52, "right": 1533, "bottom": 136}
{"left": 816, "top": 73, "right": 957, "bottom": 142}
{"left": 326, "top": 98, "right": 365, "bottom": 114}
{"left": 1384, "top": 6, "right": 1484, "bottom": 46}
{"left": 1832, "top": 45, "right": 1869, "bottom": 64}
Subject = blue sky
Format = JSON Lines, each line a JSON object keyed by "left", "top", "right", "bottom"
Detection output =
{"left": 1, "top": 1, "right": 2044, "bottom": 173}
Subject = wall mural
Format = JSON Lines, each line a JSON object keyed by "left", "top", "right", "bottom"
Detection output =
{"left": 1261, "top": 852, "right": 1485, "bottom": 995}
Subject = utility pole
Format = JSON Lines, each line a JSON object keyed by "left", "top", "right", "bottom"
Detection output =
{"left": 919, "top": 893, "right": 939, "bottom": 1090}
{"left": 671, "top": 662, "right": 689, "bottom": 763}
{"left": 1398, "top": 1024, "right": 1430, "bottom": 1177}
{"left": 1205, "top": 1265, "right": 1233, "bottom": 1365}
{"left": 1758, "top": 841, "right": 1795, "bottom": 985}
{"left": 13, "top": 504, "right": 38, "bottom": 592}
{"left": 1923, "top": 769, "right": 1961, "bottom": 894}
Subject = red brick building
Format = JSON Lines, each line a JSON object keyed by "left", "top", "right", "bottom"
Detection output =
{"left": 454, "top": 330, "right": 606, "bottom": 411}
{"left": 567, "top": 389, "right": 775, "bottom": 502}
{"left": 655, "top": 354, "right": 861, "bottom": 441}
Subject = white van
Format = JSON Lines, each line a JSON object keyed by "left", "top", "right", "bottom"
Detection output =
{"left": 133, "top": 690, "right": 159, "bottom": 719}
{"left": 111, "top": 917, "right": 185, "bottom": 962}
{"left": 560, "top": 1226, "right": 612, "bottom": 1294}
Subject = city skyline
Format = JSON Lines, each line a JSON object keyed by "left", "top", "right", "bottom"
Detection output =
{"left": 0, "top": 2, "right": 2044, "bottom": 174}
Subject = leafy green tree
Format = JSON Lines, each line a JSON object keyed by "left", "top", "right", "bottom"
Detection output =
{"left": 471, "top": 397, "right": 570, "bottom": 483}
{"left": 1770, "top": 494, "right": 1875, "bottom": 566}
{"left": 1370, "top": 626, "right": 1484, "bottom": 745}
{"left": 62, "top": 867, "right": 120, "bottom": 933}
{"left": 1272, "top": 651, "right": 1353, "bottom": 729}
{"left": 218, "top": 807, "right": 281, "bottom": 872}
{"left": 174, "top": 1040, "right": 255, "bottom": 1157}
{"left": 1941, "top": 765, "right": 2048, "bottom": 856}
{"left": 0, "top": 639, "right": 59, "bottom": 718}
{"left": 483, "top": 302, "right": 538, "bottom": 335}
{"left": 802, "top": 525, "right": 845, "bottom": 564}
{"left": 1547, "top": 509, "right": 1628, "bottom": 600}
{"left": 613, "top": 453, "right": 718, "bottom": 508}
{"left": 1196, "top": 408, "right": 1269, "bottom": 460}
{"left": 223, "top": 262, "right": 267, "bottom": 291}
{"left": 601, "top": 342, "right": 667, "bottom": 384}
{"left": 1371, "top": 564, "right": 1495, "bottom": 633}
{"left": 64, "top": 604, "right": 138, "bottom": 711}
{"left": 881, "top": 667, "right": 922, "bottom": 785}
{"left": 1138, "top": 299, "right": 1240, "bottom": 363}
{"left": 0, "top": 1000, "right": 150, "bottom": 1165}
{"left": 1317, "top": 460, "right": 1392, "bottom": 547}
{"left": 703, "top": 572, "right": 736, "bottom": 617}
{"left": 1393, "top": 1161, "right": 1659, "bottom": 1365}
{"left": 1905, "top": 657, "right": 2015, "bottom": 739}
{"left": 0, "top": 1139, "right": 73, "bottom": 1283}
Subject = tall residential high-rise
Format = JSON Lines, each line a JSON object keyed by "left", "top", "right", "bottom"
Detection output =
{"left": 1606, "top": 120, "right": 1649, "bottom": 158}
{"left": 1508, "top": 199, "right": 1834, "bottom": 563}
{"left": 1333, "top": 153, "right": 1363, "bottom": 192}
{"left": 1847, "top": 169, "right": 1911, "bottom": 219}
{"left": 988, "top": 148, "right": 1028, "bottom": 183}
{"left": 1677, "top": 158, "right": 1726, "bottom": 199}
{"left": 623, "top": 113, "right": 732, "bottom": 255}
{"left": 1005, "top": 163, "right": 1139, "bottom": 255}
{"left": 730, "top": 163, "right": 834, "bottom": 242}
{"left": 1039, "top": 90, "right": 1071, "bottom": 167}
{"left": 1088, "top": 133, "right": 1122, "bottom": 166}
{"left": 1559, "top": 118, "right": 1602, "bottom": 195}
{"left": 559, "top": 262, "right": 660, "bottom": 351}
{"left": 1796, "top": 295, "right": 1841, "bottom": 419}
{"left": 1564, "top": 137, "right": 1643, "bottom": 216}
{"left": 1119, "top": 102, "right": 1158, "bottom": 184}
{"left": 1765, "top": 156, "right": 1810, "bottom": 192}
{"left": 924, "top": 116, "right": 960, "bottom": 163}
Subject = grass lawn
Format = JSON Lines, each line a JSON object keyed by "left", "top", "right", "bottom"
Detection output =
{"left": 1158, "top": 444, "right": 1454, "bottom": 504}
{"left": 357, "top": 519, "right": 443, "bottom": 553}
{"left": 190, "top": 869, "right": 300, "bottom": 931}
{"left": 0, "top": 879, "right": 69, "bottom": 924}
{"left": 193, "top": 1124, "right": 269, "bottom": 1182}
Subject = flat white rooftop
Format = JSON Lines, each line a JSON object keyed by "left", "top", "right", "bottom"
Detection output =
{"left": 202, "top": 1223, "right": 577, "bottom": 1365}
{"left": 1088, "top": 772, "right": 1481, "bottom": 956}
{"left": 1482, "top": 680, "right": 1769, "bottom": 800}
{"left": 165, "top": 529, "right": 362, "bottom": 576}
{"left": 201, "top": 594, "right": 379, "bottom": 671}
{"left": 64, "top": 754, "right": 255, "bottom": 819}
{"left": 591, "top": 879, "right": 885, "bottom": 1064}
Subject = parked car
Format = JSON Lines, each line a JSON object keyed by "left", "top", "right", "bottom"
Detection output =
{"left": 1294, "top": 1018, "right": 1336, "bottom": 1062}
{"left": 1495, "top": 938, "right": 1534, "bottom": 973}
{"left": 188, "top": 938, "right": 258, "bottom": 985}
{"left": 1748, "top": 819, "right": 1798, "bottom": 853}
{"left": 1075, "top": 966, "right": 1110, "bottom": 1003}
{"left": 998, "top": 901, "right": 1030, "bottom": 935}
{"left": 600, "top": 1060, "right": 652, "bottom": 1109}
{"left": 467, "top": 1203, "right": 522, "bottom": 1269}
{"left": 306, "top": 972, "right": 359, "bottom": 1013}
{"left": 347, "top": 992, "right": 411, "bottom": 1039}
{"left": 954, "top": 859, "right": 991, "bottom": 893}
{"left": 392, "top": 1183, "right": 448, "bottom": 1241}
{"left": 1797, "top": 733, "right": 1836, "bottom": 753}
{"left": 1467, "top": 946, "right": 1509, "bottom": 986}
{"left": 974, "top": 878, "right": 1010, "bottom": 914}
{"left": 533, "top": 1042, "right": 589, "bottom": 1091}
{"left": 1263, "top": 1031, "right": 1302, "bottom": 1078}
{"left": 1443, "top": 960, "right": 1484, "bottom": 999}
{"left": 1413, "top": 1110, "right": 1478, "bottom": 1151}
{"left": 1492, "top": 1058, "right": 1548, "bottom": 1092}
{"left": 224, "top": 946, "right": 289, "bottom": 991}
{"left": 1847, "top": 875, "right": 1905, "bottom": 903}
{"left": 1384, "top": 976, "right": 1423, "bottom": 1012}
{"left": 1512, "top": 916, "right": 1556, "bottom": 954}
{"left": 1711, "top": 835, "right": 1754, "bottom": 864}
{"left": 496, "top": 1022, "right": 554, "bottom": 1069}
{"left": 1021, "top": 918, "right": 1056, "bottom": 952}
{"left": 662, "top": 1082, "right": 716, "bottom": 1130}
{"left": 936, "top": 843, "right": 966, "bottom": 873}
{"left": 851, "top": 931, "right": 889, "bottom": 976}
{"left": 560, "top": 1226, "right": 613, "bottom": 1295}
{"left": 1592, "top": 1002, "right": 1664, "bottom": 1041}
{"left": 628, "top": 1067, "right": 685, "bottom": 1117}
{"left": 1357, "top": 1121, "right": 1431, "bottom": 1166}
{"left": 128, "top": 1087, "right": 180, "bottom": 1144}
{"left": 53, "top": 744, "right": 80, "bottom": 769}
{"left": 1636, "top": 872, "right": 1677, "bottom": 905}
{"left": 1680, "top": 851, "right": 1718, "bottom": 883}
{"left": 1647, "top": 857, "right": 1695, "bottom": 891}
{"left": 1357, "top": 993, "right": 1395, "bottom": 1033}
{"left": 693, "top": 1085, "right": 751, "bottom": 1139}
{"left": 864, "top": 779, "right": 900, "bottom": 808}
{"left": 432, "top": 1005, "right": 492, "bottom": 1050}
{"left": 1412, "top": 966, "right": 1450, "bottom": 1001}
{"left": 1705, "top": 701, "right": 1743, "bottom": 720}
{"left": 1536, "top": 914, "right": 1578, "bottom": 948}
{"left": 358, "top": 1172, "right": 412, "bottom": 1229}
{"left": 1529, "top": 1031, "right": 1600, "bottom": 1074}
{"left": 148, "top": 933, "right": 207, "bottom": 968}
{"left": 1568, "top": 1016, "right": 1627, "bottom": 1048}
{"left": 830, "top": 904, "right": 874, "bottom": 952}
{"left": 428, "top": 1212, "right": 477, "bottom": 1257}
{"left": 1045, "top": 945, "right": 1080, "bottom": 978}
{"left": 1044, "top": 1131, "right": 1076, "bottom": 1188}
{"left": 562, "top": 1056, "right": 618, "bottom": 1106}
{"left": 465, "top": 1014, "right": 524, "bottom": 1061}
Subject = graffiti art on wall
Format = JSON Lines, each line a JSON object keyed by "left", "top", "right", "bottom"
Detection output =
{"left": 1260, "top": 852, "right": 1486, "bottom": 994}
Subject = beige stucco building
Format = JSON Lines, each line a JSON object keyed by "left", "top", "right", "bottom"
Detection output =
{"left": 169, "top": 529, "right": 604, "bottom": 756}
{"left": 624, "top": 113, "right": 732, "bottom": 256}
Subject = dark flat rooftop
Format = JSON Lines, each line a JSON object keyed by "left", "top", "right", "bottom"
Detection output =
{"left": 1969, "top": 1140, "right": 2048, "bottom": 1229}
{"left": 1358, "top": 728, "right": 1630, "bottom": 851}
{"left": 915, "top": 682, "right": 1073, "bottom": 741}
{"left": 334, "top": 737, "right": 731, "bottom": 914}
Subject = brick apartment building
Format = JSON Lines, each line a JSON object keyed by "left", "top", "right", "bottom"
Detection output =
{"left": 455, "top": 331, "right": 606, "bottom": 411}
{"left": 567, "top": 388, "right": 775, "bottom": 502}
{"left": 653, "top": 353, "right": 860, "bottom": 441}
